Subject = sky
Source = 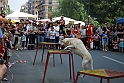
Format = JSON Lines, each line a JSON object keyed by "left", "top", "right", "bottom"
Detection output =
{"left": 8, "top": 0, "right": 28, "bottom": 11}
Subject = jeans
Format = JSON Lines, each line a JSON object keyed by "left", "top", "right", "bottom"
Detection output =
{"left": 38, "top": 35, "right": 44, "bottom": 44}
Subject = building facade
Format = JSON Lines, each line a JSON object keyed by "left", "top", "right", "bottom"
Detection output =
{"left": 36, "top": 0, "right": 59, "bottom": 19}
{"left": 20, "top": 2, "right": 28, "bottom": 13}
{"left": 28, "top": 0, "right": 35, "bottom": 14}
{"left": 0, "top": 0, "right": 8, "bottom": 14}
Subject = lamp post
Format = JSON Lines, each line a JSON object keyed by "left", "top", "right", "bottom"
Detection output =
{"left": 88, "top": 0, "right": 90, "bottom": 25}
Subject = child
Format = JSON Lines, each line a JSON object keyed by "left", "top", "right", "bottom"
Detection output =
{"left": 44, "top": 27, "right": 50, "bottom": 48}
{"left": 22, "top": 31, "right": 27, "bottom": 49}
{"left": 44, "top": 27, "right": 50, "bottom": 43}
{"left": 58, "top": 30, "right": 64, "bottom": 49}
{"left": 102, "top": 31, "right": 108, "bottom": 51}
{"left": 49, "top": 27, "right": 56, "bottom": 43}
{"left": 113, "top": 38, "right": 118, "bottom": 50}
{"left": 5, "top": 34, "right": 13, "bottom": 66}
{"left": 93, "top": 32, "right": 100, "bottom": 50}
{"left": 119, "top": 38, "right": 124, "bottom": 52}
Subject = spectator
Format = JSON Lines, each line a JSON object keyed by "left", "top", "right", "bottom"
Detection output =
{"left": 4, "top": 33, "right": 13, "bottom": 66}
{"left": 15, "top": 23, "right": 24, "bottom": 50}
{"left": 25, "top": 20, "right": 31, "bottom": 48}
{"left": 44, "top": 26, "right": 50, "bottom": 48}
{"left": 72, "top": 24, "right": 78, "bottom": 38}
{"left": 49, "top": 27, "right": 56, "bottom": 43}
{"left": 87, "top": 23, "right": 94, "bottom": 50}
{"left": 28, "top": 23, "right": 37, "bottom": 50}
{"left": 64, "top": 24, "right": 72, "bottom": 38}
{"left": 53, "top": 21, "right": 60, "bottom": 48}
{"left": 0, "top": 15, "right": 8, "bottom": 82}
{"left": 102, "top": 31, "right": 108, "bottom": 51}
{"left": 93, "top": 32, "right": 100, "bottom": 50}
{"left": 119, "top": 38, "right": 124, "bottom": 52}
{"left": 59, "top": 20, "right": 65, "bottom": 35}
{"left": 117, "top": 24, "right": 124, "bottom": 38}
{"left": 78, "top": 24, "right": 87, "bottom": 46}
{"left": 37, "top": 24, "right": 45, "bottom": 47}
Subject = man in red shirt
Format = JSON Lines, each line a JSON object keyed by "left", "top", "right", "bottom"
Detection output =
{"left": 87, "top": 23, "right": 94, "bottom": 49}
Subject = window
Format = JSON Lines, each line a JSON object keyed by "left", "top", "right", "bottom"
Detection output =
{"left": 49, "top": 0, "right": 52, "bottom": 4}
{"left": 48, "top": 6, "right": 52, "bottom": 12}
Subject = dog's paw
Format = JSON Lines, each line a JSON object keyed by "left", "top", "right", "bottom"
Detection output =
{"left": 81, "top": 75, "right": 85, "bottom": 79}
{"left": 64, "top": 47, "right": 68, "bottom": 50}
{"left": 64, "top": 47, "right": 71, "bottom": 51}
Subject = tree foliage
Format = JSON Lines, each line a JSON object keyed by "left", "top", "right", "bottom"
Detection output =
{"left": 81, "top": 0, "right": 124, "bottom": 24}
{"left": 52, "top": 0, "right": 124, "bottom": 25}
{"left": 52, "top": 0, "right": 87, "bottom": 21}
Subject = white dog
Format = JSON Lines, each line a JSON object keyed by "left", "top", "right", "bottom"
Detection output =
{"left": 61, "top": 38, "right": 93, "bottom": 70}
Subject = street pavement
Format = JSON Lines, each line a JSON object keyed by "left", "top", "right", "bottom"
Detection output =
{"left": 2, "top": 49, "right": 124, "bottom": 83}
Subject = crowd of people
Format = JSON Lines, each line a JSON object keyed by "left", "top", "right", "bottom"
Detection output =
{"left": 0, "top": 13, "right": 124, "bottom": 82}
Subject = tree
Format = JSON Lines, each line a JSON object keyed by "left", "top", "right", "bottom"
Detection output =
{"left": 81, "top": 0, "right": 124, "bottom": 24}
{"left": 52, "top": 0, "right": 87, "bottom": 21}
{"left": 53, "top": 0, "right": 124, "bottom": 25}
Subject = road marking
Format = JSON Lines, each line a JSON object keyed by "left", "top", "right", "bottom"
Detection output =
{"left": 103, "top": 56, "right": 124, "bottom": 65}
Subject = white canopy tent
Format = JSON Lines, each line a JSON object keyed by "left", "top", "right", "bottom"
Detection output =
{"left": 74, "top": 21, "right": 85, "bottom": 26}
{"left": 53, "top": 16, "right": 85, "bottom": 25}
{"left": 53, "top": 16, "right": 76, "bottom": 21}
{"left": 52, "top": 16, "right": 76, "bottom": 25}
{"left": 6, "top": 10, "right": 37, "bottom": 19}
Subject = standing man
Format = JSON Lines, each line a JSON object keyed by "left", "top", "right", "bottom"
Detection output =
{"left": 78, "top": 24, "right": 87, "bottom": 47}
{"left": 87, "top": 23, "right": 94, "bottom": 50}
{"left": 53, "top": 21, "right": 60, "bottom": 49}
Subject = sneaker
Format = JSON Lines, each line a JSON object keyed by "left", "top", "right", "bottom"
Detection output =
{"left": 19, "top": 48, "right": 23, "bottom": 50}
{"left": 2, "top": 77, "right": 8, "bottom": 81}
{"left": 105, "top": 49, "right": 107, "bottom": 51}
{"left": 16, "top": 48, "right": 18, "bottom": 51}
{"left": 24, "top": 47, "right": 27, "bottom": 49}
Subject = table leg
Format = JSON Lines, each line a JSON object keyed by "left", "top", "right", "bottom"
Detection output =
{"left": 60, "top": 54, "right": 63, "bottom": 64}
{"left": 58, "top": 43, "right": 63, "bottom": 64}
{"left": 33, "top": 47, "right": 39, "bottom": 65}
{"left": 71, "top": 53, "right": 75, "bottom": 81}
{"left": 42, "top": 52, "right": 50, "bottom": 83}
{"left": 107, "top": 79, "right": 110, "bottom": 83}
{"left": 41, "top": 45, "right": 44, "bottom": 62}
{"left": 74, "top": 72, "right": 80, "bottom": 83}
{"left": 52, "top": 44, "right": 55, "bottom": 67}
{"left": 53, "top": 54, "right": 55, "bottom": 67}
{"left": 69, "top": 54, "right": 72, "bottom": 79}
{"left": 100, "top": 78, "right": 102, "bottom": 83}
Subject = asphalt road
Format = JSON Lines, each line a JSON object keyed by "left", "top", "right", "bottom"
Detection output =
{"left": 2, "top": 49, "right": 124, "bottom": 83}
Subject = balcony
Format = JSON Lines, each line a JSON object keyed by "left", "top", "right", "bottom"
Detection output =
{"left": 36, "top": 0, "right": 40, "bottom": 2}
{"left": 49, "top": 2, "right": 52, "bottom": 4}
{"left": 0, "top": 3, "right": 3, "bottom": 7}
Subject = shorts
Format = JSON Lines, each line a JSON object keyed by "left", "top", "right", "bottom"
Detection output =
{"left": 7, "top": 51, "right": 12, "bottom": 56}
{"left": 102, "top": 41, "right": 107, "bottom": 46}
